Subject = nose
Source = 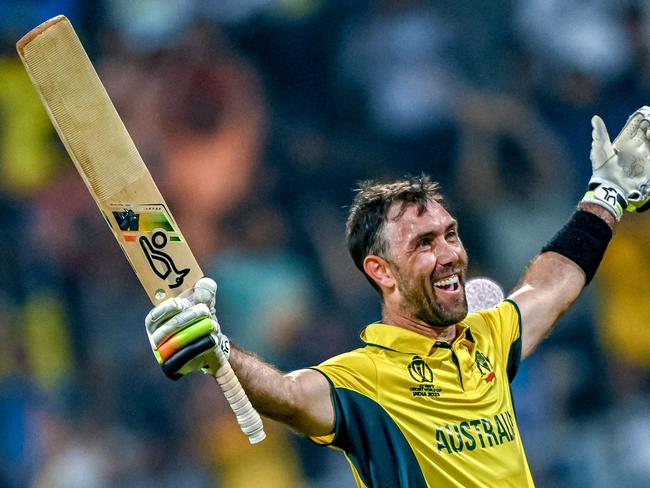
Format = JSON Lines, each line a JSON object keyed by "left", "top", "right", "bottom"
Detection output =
{"left": 436, "top": 240, "right": 461, "bottom": 267}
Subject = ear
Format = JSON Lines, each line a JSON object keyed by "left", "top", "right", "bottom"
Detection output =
{"left": 363, "top": 255, "right": 396, "bottom": 291}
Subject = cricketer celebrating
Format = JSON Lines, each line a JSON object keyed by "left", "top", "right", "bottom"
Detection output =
{"left": 145, "top": 108, "right": 650, "bottom": 487}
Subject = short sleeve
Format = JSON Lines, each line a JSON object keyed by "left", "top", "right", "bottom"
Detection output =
{"left": 473, "top": 300, "right": 522, "bottom": 382}
{"left": 308, "top": 350, "right": 377, "bottom": 446}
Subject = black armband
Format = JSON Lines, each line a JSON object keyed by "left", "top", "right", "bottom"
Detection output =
{"left": 541, "top": 210, "right": 612, "bottom": 285}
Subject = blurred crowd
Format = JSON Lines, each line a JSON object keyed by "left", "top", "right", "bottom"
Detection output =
{"left": 1, "top": 1, "right": 650, "bottom": 487}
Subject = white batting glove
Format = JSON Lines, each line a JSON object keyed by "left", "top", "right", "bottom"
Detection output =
{"left": 145, "top": 277, "right": 230, "bottom": 380}
{"left": 584, "top": 107, "right": 650, "bottom": 220}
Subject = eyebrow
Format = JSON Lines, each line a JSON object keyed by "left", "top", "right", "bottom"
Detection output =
{"left": 408, "top": 220, "right": 458, "bottom": 247}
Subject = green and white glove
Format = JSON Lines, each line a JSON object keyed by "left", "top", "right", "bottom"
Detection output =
{"left": 145, "top": 277, "right": 230, "bottom": 380}
{"left": 584, "top": 107, "right": 650, "bottom": 220}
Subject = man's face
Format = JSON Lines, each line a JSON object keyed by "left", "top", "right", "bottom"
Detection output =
{"left": 381, "top": 201, "right": 468, "bottom": 328}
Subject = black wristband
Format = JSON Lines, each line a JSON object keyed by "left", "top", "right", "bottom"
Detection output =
{"left": 541, "top": 210, "right": 613, "bottom": 285}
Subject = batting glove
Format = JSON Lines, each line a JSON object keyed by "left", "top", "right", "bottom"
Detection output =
{"left": 145, "top": 277, "right": 230, "bottom": 380}
{"left": 584, "top": 107, "right": 650, "bottom": 220}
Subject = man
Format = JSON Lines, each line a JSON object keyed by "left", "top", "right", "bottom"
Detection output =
{"left": 145, "top": 109, "right": 650, "bottom": 487}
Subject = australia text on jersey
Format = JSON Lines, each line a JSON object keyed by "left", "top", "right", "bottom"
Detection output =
{"left": 435, "top": 410, "right": 516, "bottom": 454}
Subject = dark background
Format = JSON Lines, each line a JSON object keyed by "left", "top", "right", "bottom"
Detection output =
{"left": 1, "top": 1, "right": 650, "bottom": 486}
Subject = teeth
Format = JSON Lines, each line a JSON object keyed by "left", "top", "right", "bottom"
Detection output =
{"left": 434, "top": 274, "right": 459, "bottom": 287}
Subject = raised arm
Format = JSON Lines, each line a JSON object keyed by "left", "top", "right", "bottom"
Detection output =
{"left": 511, "top": 203, "right": 613, "bottom": 358}
{"left": 144, "top": 277, "right": 335, "bottom": 438}
{"left": 510, "top": 108, "right": 650, "bottom": 358}
{"left": 227, "top": 347, "right": 335, "bottom": 436}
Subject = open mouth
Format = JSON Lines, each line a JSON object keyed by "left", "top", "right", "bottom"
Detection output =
{"left": 433, "top": 273, "right": 460, "bottom": 292}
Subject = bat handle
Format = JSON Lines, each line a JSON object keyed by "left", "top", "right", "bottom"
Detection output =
{"left": 212, "top": 349, "right": 266, "bottom": 444}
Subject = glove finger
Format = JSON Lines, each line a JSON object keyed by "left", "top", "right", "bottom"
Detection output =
{"left": 614, "top": 112, "right": 643, "bottom": 145}
{"left": 591, "top": 115, "right": 612, "bottom": 145}
{"left": 152, "top": 303, "right": 212, "bottom": 347}
{"left": 590, "top": 116, "right": 614, "bottom": 169}
{"left": 194, "top": 277, "right": 217, "bottom": 308}
{"left": 145, "top": 297, "right": 189, "bottom": 333}
{"left": 158, "top": 316, "right": 215, "bottom": 361}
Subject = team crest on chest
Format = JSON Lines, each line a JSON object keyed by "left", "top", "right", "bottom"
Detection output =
{"left": 407, "top": 356, "right": 442, "bottom": 397}
{"left": 475, "top": 350, "right": 496, "bottom": 383}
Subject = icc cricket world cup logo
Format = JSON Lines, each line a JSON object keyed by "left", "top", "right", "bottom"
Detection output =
{"left": 408, "top": 356, "right": 434, "bottom": 383}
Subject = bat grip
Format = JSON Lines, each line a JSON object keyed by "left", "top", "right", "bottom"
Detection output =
{"left": 213, "top": 349, "right": 266, "bottom": 444}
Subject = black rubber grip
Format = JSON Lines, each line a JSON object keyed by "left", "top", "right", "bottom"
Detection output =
{"left": 161, "top": 335, "right": 216, "bottom": 380}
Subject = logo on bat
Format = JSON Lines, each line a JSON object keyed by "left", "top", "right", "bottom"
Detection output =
{"left": 113, "top": 209, "right": 139, "bottom": 231}
{"left": 139, "top": 231, "right": 190, "bottom": 289}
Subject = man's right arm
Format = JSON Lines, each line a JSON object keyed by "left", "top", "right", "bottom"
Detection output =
{"left": 144, "top": 283, "right": 336, "bottom": 439}
{"left": 227, "top": 346, "right": 335, "bottom": 436}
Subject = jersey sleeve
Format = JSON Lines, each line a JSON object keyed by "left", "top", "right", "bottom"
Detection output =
{"left": 474, "top": 299, "right": 522, "bottom": 382}
{"left": 308, "top": 349, "right": 377, "bottom": 446}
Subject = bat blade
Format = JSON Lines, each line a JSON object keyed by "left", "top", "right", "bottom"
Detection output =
{"left": 18, "top": 16, "right": 266, "bottom": 444}
{"left": 17, "top": 15, "right": 201, "bottom": 304}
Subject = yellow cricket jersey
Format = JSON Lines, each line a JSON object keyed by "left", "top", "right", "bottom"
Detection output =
{"left": 310, "top": 299, "right": 534, "bottom": 488}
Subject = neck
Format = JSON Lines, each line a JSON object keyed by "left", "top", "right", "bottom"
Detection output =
{"left": 382, "top": 307, "right": 459, "bottom": 343}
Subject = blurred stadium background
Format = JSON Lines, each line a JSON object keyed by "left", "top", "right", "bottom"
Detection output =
{"left": 1, "top": 1, "right": 650, "bottom": 487}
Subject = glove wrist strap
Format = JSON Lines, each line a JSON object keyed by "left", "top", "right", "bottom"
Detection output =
{"left": 582, "top": 178, "right": 627, "bottom": 221}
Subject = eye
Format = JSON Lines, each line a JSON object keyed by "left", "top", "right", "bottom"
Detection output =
{"left": 446, "top": 230, "right": 458, "bottom": 241}
{"left": 416, "top": 237, "right": 431, "bottom": 249}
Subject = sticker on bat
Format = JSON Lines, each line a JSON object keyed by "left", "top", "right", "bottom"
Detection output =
{"left": 111, "top": 206, "right": 175, "bottom": 232}
{"left": 113, "top": 209, "right": 140, "bottom": 231}
{"left": 139, "top": 231, "right": 190, "bottom": 289}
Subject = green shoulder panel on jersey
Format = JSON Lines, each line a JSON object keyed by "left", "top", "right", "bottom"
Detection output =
{"left": 310, "top": 369, "right": 427, "bottom": 488}
{"left": 504, "top": 299, "right": 522, "bottom": 383}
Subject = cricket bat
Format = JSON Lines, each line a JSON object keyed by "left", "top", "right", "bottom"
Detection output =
{"left": 17, "top": 15, "right": 265, "bottom": 444}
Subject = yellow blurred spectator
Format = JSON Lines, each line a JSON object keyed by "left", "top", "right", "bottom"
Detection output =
{"left": 596, "top": 217, "right": 650, "bottom": 367}
{"left": 23, "top": 292, "right": 74, "bottom": 392}
{"left": 0, "top": 57, "right": 59, "bottom": 195}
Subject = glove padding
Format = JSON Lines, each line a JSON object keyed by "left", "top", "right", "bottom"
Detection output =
{"left": 585, "top": 107, "right": 650, "bottom": 220}
{"left": 145, "top": 277, "right": 229, "bottom": 380}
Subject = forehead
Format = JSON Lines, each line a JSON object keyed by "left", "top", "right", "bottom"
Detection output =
{"left": 383, "top": 200, "right": 454, "bottom": 244}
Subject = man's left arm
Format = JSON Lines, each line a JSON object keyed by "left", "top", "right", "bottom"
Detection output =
{"left": 510, "top": 203, "right": 612, "bottom": 358}
{"left": 509, "top": 108, "right": 650, "bottom": 358}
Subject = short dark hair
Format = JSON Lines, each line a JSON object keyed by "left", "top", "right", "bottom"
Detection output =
{"left": 345, "top": 174, "right": 445, "bottom": 293}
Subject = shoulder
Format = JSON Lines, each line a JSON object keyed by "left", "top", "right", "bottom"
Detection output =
{"left": 463, "top": 300, "right": 523, "bottom": 381}
{"left": 464, "top": 300, "right": 521, "bottom": 334}
{"left": 312, "top": 347, "right": 378, "bottom": 396}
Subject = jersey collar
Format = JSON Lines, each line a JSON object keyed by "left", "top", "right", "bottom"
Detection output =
{"left": 360, "top": 322, "right": 475, "bottom": 356}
